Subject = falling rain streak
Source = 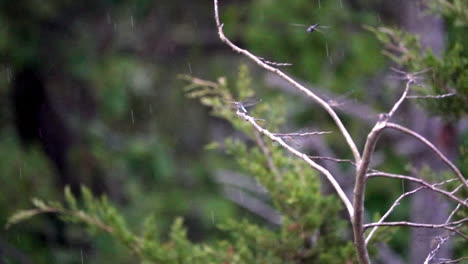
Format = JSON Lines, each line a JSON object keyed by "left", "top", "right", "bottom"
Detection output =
{"left": 325, "top": 42, "right": 329, "bottom": 57}
{"left": 239, "top": 190, "right": 244, "bottom": 204}
{"left": 317, "top": 0, "right": 321, "bottom": 8}
{"left": 131, "top": 109, "right": 135, "bottom": 124}
{"left": 6, "top": 68, "right": 11, "bottom": 83}
{"left": 130, "top": 15, "right": 134, "bottom": 28}
{"left": 187, "top": 62, "right": 192, "bottom": 74}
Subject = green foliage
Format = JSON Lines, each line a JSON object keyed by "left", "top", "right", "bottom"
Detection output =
{"left": 367, "top": 2, "right": 468, "bottom": 120}
{"left": 428, "top": 0, "right": 468, "bottom": 26}
{"left": 182, "top": 65, "right": 357, "bottom": 263}
{"left": 237, "top": 0, "right": 385, "bottom": 94}
{"left": 8, "top": 65, "right": 356, "bottom": 263}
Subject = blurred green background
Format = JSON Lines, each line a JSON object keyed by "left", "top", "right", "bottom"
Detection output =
{"left": 0, "top": 0, "right": 466, "bottom": 263}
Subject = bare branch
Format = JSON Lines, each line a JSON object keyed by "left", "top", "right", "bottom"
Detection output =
{"left": 363, "top": 220, "right": 466, "bottom": 229}
{"left": 213, "top": 0, "right": 361, "bottom": 163}
{"left": 366, "top": 172, "right": 467, "bottom": 207}
{"left": 385, "top": 122, "right": 467, "bottom": 189}
{"left": 273, "top": 131, "right": 332, "bottom": 137}
{"left": 234, "top": 108, "right": 354, "bottom": 218}
{"left": 406, "top": 92, "right": 456, "bottom": 99}
{"left": 353, "top": 113, "right": 391, "bottom": 264}
{"left": 363, "top": 219, "right": 468, "bottom": 240}
{"left": 354, "top": 76, "right": 433, "bottom": 263}
{"left": 365, "top": 176, "right": 465, "bottom": 244}
{"left": 366, "top": 186, "right": 425, "bottom": 245}
{"left": 445, "top": 202, "right": 465, "bottom": 224}
{"left": 257, "top": 56, "right": 293, "bottom": 67}
{"left": 388, "top": 80, "right": 413, "bottom": 118}
{"left": 308, "top": 156, "right": 357, "bottom": 166}
{"left": 253, "top": 131, "right": 282, "bottom": 181}
{"left": 424, "top": 233, "right": 454, "bottom": 264}
{"left": 435, "top": 257, "right": 468, "bottom": 264}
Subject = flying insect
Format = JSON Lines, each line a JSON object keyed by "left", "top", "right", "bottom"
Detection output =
{"left": 289, "top": 23, "right": 330, "bottom": 33}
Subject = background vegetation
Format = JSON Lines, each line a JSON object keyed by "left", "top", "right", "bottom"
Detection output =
{"left": 0, "top": 0, "right": 466, "bottom": 263}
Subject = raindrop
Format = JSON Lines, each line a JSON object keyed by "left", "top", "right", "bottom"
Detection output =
{"left": 130, "top": 16, "right": 134, "bottom": 28}
{"left": 210, "top": 211, "right": 215, "bottom": 225}
{"left": 106, "top": 13, "right": 111, "bottom": 24}
{"left": 19, "top": 166, "right": 22, "bottom": 179}
{"left": 187, "top": 62, "right": 192, "bottom": 74}
{"left": 6, "top": 68, "right": 11, "bottom": 83}
{"left": 325, "top": 42, "right": 329, "bottom": 57}
{"left": 131, "top": 109, "right": 135, "bottom": 124}
{"left": 377, "top": 14, "right": 382, "bottom": 24}
{"left": 317, "top": 0, "right": 321, "bottom": 8}
{"left": 239, "top": 190, "right": 244, "bottom": 204}
{"left": 81, "top": 249, "right": 84, "bottom": 264}
{"left": 339, "top": 0, "right": 343, "bottom": 8}
{"left": 149, "top": 104, "right": 153, "bottom": 115}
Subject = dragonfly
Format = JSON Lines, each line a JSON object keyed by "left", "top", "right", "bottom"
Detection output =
{"left": 390, "top": 67, "right": 431, "bottom": 84}
{"left": 229, "top": 97, "right": 262, "bottom": 113}
{"left": 324, "top": 90, "right": 355, "bottom": 110}
{"left": 289, "top": 23, "right": 330, "bottom": 34}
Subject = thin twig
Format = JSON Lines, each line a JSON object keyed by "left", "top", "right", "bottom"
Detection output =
{"left": 388, "top": 79, "right": 412, "bottom": 118}
{"left": 406, "top": 93, "right": 456, "bottom": 99}
{"left": 253, "top": 131, "right": 282, "bottom": 181}
{"left": 435, "top": 257, "right": 468, "bottom": 264}
{"left": 308, "top": 156, "right": 357, "bottom": 166}
{"left": 385, "top": 122, "right": 467, "bottom": 189}
{"left": 365, "top": 186, "right": 425, "bottom": 245}
{"left": 424, "top": 233, "right": 453, "bottom": 264}
{"left": 213, "top": 0, "right": 361, "bottom": 163}
{"left": 365, "top": 177, "right": 464, "bottom": 244}
{"left": 445, "top": 202, "right": 465, "bottom": 224}
{"left": 363, "top": 220, "right": 468, "bottom": 240}
{"left": 257, "top": 56, "right": 293, "bottom": 67}
{"left": 366, "top": 172, "right": 467, "bottom": 207}
{"left": 273, "top": 131, "right": 332, "bottom": 137}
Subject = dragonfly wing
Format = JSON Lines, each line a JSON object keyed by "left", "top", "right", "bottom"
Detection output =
{"left": 241, "top": 98, "right": 262, "bottom": 107}
{"left": 289, "top": 23, "right": 308, "bottom": 28}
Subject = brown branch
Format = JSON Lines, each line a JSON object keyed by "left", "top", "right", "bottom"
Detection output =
{"left": 365, "top": 176, "right": 464, "bottom": 244}
{"left": 365, "top": 186, "right": 425, "bottom": 245}
{"left": 435, "top": 257, "right": 468, "bottom": 264}
{"left": 385, "top": 122, "right": 467, "bottom": 189}
{"left": 424, "top": 233, "right": 453, "bottom": 264}
{"left": 363, "top": 220, "right": 468, "bottom": 240}
{"left": 353, "top": 78, "right": 422, "bottom": 264}
{"left": 366, "top": 172, "right": 467, "bottom": 207}
{"left": 308, "top": 156, "right": 358, "bottom": 166}
{"left": 273, "top": 131, "right": 332, "bottom": 137}
{"left": 406, "top": 92, "right": 456, "bottom": 99}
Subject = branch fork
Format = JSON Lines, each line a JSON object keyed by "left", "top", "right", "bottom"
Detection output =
{"left": 212, "top": 1, "right": 467, "bottom": 263}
